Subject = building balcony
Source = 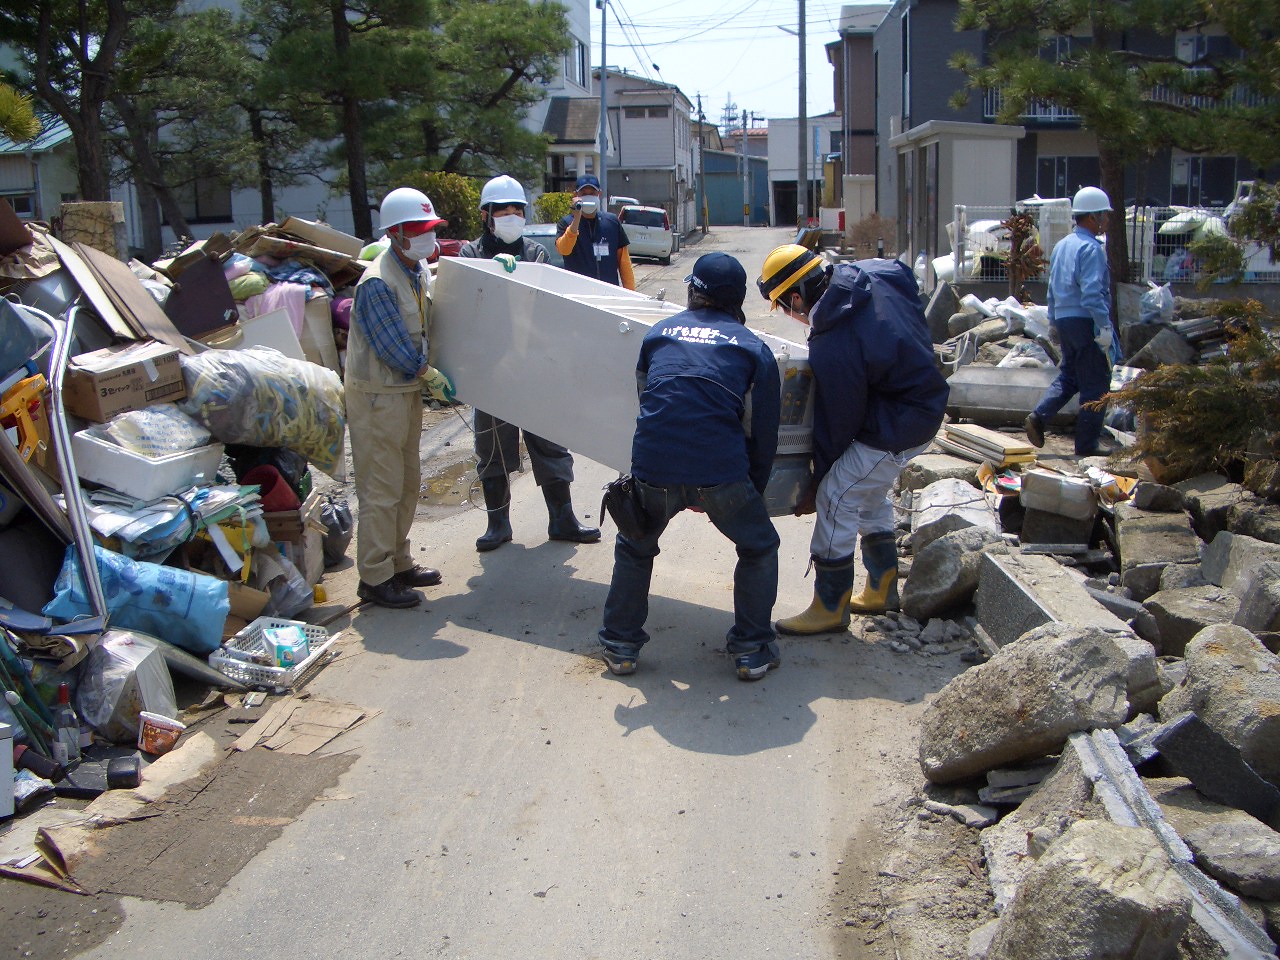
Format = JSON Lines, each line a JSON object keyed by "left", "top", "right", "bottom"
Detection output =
{"left": 983, "top": 88, "right": 1079, "bottom": 124}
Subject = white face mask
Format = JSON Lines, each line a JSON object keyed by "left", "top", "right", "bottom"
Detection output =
{"left": 404, "top": 232, "right": 436, "bottom": 260}
{"left": 492, "top": 214, "right": 525, "bottom": 244}
{"left": 576, "top": 197, "right": 599, "bottom": 216}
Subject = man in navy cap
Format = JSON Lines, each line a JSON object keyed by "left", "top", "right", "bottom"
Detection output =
{"left": 555, "top": 174, "right": 636, "bottom": 289}
{"left": 597, "top": 253, "right": 783, "bottom": 681}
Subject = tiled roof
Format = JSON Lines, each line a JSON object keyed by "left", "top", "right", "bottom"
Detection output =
{"left": 543, "top": 97, "right": 600, "bottom": 144}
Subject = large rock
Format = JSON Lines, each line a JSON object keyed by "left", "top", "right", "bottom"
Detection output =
{"left": 1139, "top": 584, "right": 1242, "bottom": 656}
{"left": 925, "top": 281, "right": 960, "bottom": 343}
{"left": 1174, "top": 473, "right": 1251, "bottom": 542}
{"left": 1127, "top": 327, "right": 1197, "bottom": 370}
{"left": 919, "top": 624, "right": 1130, "bottom": 784}
{"left": 1133, "top": 481, "right": 1184, "bottom": 513}
{"left": 1183, "top": 821, "right": 1280, "bottom": 901}
{"left": 1114, "top": 503, "right": 1202, "bottom": 601}
{"left": 985, "top": 820, "right": 1191, "bottom": 960}
{"left": 1200, "top": 531, "right": 1280, "bottom": 592}
{"left": 900, "top": 527, "right": 1007, "bottom": 620}
{"left": 1228, "top": 500, "right": 1280, "bottom": 545}
{"left": 896, "top": 453, "right": 979, "bottom": 494}
{"left": 1232, "top": 560, "right": 1280, "bottom": 634}
{"left": 1158, "top": 624, "right": 1280, "bottom": 790}
{"left": 910, "top": 477, "right": 999, "bottom": 555}
{"left": 947, "top": 305, "right": 986, "bottom": 337}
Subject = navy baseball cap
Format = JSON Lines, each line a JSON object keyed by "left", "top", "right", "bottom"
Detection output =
{"left": 685, "top": 252, "right": 747, "bottom": 307}
{"left": 575, "top": 174, "right": 602, "bottom": 191}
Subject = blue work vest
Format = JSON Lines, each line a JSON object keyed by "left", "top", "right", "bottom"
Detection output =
{"left": 556, "top": 212, "right": 628, "bottom": 285}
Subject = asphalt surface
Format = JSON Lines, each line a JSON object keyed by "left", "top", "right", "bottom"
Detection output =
{"left": 73, "top": 227, "right": 966, "bottom": 960}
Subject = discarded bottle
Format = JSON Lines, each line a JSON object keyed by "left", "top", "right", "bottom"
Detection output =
{"left": 52, "top": 682, "right": 81, "bottom": 766}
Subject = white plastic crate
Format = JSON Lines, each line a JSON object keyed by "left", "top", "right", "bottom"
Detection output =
{"left": 209, "top": 617, "right": 336, "bottom": 687}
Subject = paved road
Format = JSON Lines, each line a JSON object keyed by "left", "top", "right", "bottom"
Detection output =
{"left": 78, "top": 227, "right": 965, "bottom": 960}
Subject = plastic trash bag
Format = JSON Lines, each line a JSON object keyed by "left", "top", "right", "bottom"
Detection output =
{"left": 319, "top": 493, "right": 353, "bottom": 568}
{"left": 101, "top": 402, "right": 212, "bottom": 457}
{"left": 996, "top": 341, "right": 1054, "bottom": 368}
{"left": 1139, "top": 282, "right": 1174, "bottom": 324}
{"left": 74, "top": 629, "right": 178, "bottom": 744}
{"left": 252, "top": 549, "right": 313, "bottom": 619}
{"left": 178, "top": 346, "right": 346, "bottom": 477}
{"left": 44, "top": 544, "right": 230, "bottom": 655}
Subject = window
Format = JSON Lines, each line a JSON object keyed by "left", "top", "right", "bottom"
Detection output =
{"left": 624, "top": 105, "right": 669, "bottom": 119}
{"left": 624, "top": 106, "right": 646, "bottom": 119}
{"left": 564, "top": 39, "right": 588, "bottom": 87}
{"left": 165, "top": 176, "right": 232, "bottom": 225}
{"left": 647, "top": 105, "right": 668, "bottom": 118}
{"left": 1, "top": 193, "right": 34, "bottom": 217}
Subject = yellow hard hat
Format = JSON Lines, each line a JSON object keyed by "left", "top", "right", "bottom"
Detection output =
{"left": 757, "top": 244, "right": 823, "bottom": 306}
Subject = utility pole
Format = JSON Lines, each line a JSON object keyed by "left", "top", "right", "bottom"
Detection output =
{"left": 741, "top": 109, "right": 750, "bottom": 227}
{"left": 797, "top": 0, "right": 807, "bottom": 228}
{"left": 596, "top": 0, "right": 609, "bottom": 200}
{"left": 696, "top": 93, "right": 708, "bottom": 234}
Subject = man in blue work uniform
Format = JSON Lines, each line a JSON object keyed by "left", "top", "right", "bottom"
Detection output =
{"left": 1024, "top": 185, "right": 1118, "bottom": 457}
{"left": 757, "top": 246, "right": 948, "bottom": 631}
{"left": 555, "top": 175, "right": 636, "bottom": 289}
{"left": 598, "top": 253, "right": 783, "bottom": 681}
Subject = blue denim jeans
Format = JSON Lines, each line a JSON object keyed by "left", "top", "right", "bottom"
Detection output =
{"left": 599, "top": 478, "right": 780, "bottom": 657}
{"left": 1033, "top": 315, "right": 1110, "bottom": 454}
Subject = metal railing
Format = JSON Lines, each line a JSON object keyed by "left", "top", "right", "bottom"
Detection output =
{"left": 983, "top": 89, "right": 1080, "bottom": 123}
{"left": 950, "top": 202, "right": 1280, "bottom": 286}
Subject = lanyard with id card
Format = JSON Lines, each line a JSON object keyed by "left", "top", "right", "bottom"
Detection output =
{"left": 593, "top": 240, "right": 609, "bottom": 260}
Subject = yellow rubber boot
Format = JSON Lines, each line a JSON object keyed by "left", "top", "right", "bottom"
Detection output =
{"left": 776, "top": 555, "right": 856, "bottom": 635}
{"left": 847, "top": 532, "right": 900, "bottom": 614}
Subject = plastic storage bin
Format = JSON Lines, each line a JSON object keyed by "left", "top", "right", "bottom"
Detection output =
{"left": 71, "top": 429, "right": 223, "bottom": 502}
{"left": 209, "top": 617, "right": 335, "bottom": 687}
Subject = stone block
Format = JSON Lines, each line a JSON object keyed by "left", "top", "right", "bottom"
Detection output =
{"left": 1159, "top": 563, "right": 1208, "bottom": 591}
{"left": 1174, "top": 472, "right": 1251, "bottom": 542}
{"left": 925, "top": 282, "right": 960, "bottom": 343}
{"left": 1085, "top": 585, "right": 1145, "bottom": 624}
{"left": 1133, "top": 481, "right": 1184, "bottom": 512}
{"left": 1200, "top": 531, "right": 1280, "bottom": 592}
{"left": 1183, "top": 820, "right": 1280, "bottom": 900}
{"left": 1228, "top": 500, "right": 1280, "bottom": 545}
{"left": 897, "top": 453, "right": 979, "bottom": 494}
{"left": 1231, "top": 560, "right": 1280, "bottom": 634}
{"left": 1114, "top": 503, "right": 1201, "bottom": 601}
{"left": 985, "top": 820, "right": 1191, "bottom": 960}
{"left": 1120, "top": 321, "right": 1165, "bottom": 360}
{"left": 1128, "top": 327, "right": 1196, "bottom": 370}
{"left": 947, "top": 305, "right": 985, "bottom": 337}
{"left": 1158, "top": 624, "right": 1280, "bottom": 790}
{"left": 1019, "top": 506, "right": 1095, "bottom": 547}
{"left": 1141, "top": 584, "right": 1242, "bottom": 656}
{"left": 944, "top": 364, "right": 1078, "bottom": 428}
{"left": 910, "top": 477, "right": 999, "bottom": 555}
{"left": 901, "top": 528, "right": 1007, "bottom": 621}
{"left": 919, "top": 623, "right": 1129, "bottom": 784}
{"left": 1151, "top": 712, "right": 1280, "bottom": 831}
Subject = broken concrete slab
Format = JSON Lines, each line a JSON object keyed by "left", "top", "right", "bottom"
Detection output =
{"left": 947, "top": 305, "right": 986, "bottom": 338}
{"left": 910, "top": 477, "right": 999, "bottom": 555}
{"left": 984, "top": 820, "right": 1192, "bottom": 960}
{"left": 1121, "top": 321, "right": 1166, "bottom": 360}
{"left": 1133, "top": 481, "right": 1185, "bottom": 513}
{"left": 1113, "top": 503, "right": 1202, "bottom": 601}
{"left": 1127, "top": 326, "right": 1197, "bottom": 370}
{"left": 1085, "top": 585, "right": 1145, "bottom": 623}
{"left": 1175, "top": 473, "right": 1252, "bottom": 543}
{"left": 1200, "top": 531, "right": 1280, "bottom": 593}
{"left": 897, "top": 453, "right": 980, "bottom": 494}
{"left": 1159, "top": 563, "right": 1209, "bottom": 591}
{"left": 944, "top": 364, "right": 1078, "bottom": 428}
{"left": 919, "top": 623, "right": 1130, "bottom": 784}
{"left": 925, "top": 281, "right": 961, "bottom": 343}
{"left": 1140, "top": 584, "right": 1242, "bottom": 656}
{"left": 1228, "top": 500, "right": 1280, "bottom": 545}
{"left": 901, "top": 527, "right": 1007, "bottom": 621}
{"left": 923, "top": 798, "right": 999, "bottom": 828}
{"left": 1232, "top": 560, "right": 1280, "bottom": 634}
{"left": 1019, "top": 507, "right": 1096, "bottom": 547}
{"left": 1183, "top": 820, "right": 1280, "bottom": 901}
{"left": 1151, "top": 712, "right": 1280, "bottom": 830}
{"left": 1158, "top": 624, "right": 1280, "bottom": 790}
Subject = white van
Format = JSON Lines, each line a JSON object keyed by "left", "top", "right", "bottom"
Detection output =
{"left": 618, "top": 205, "right": 675, "bottom": 265}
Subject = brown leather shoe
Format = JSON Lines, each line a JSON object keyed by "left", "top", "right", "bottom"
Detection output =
{"left": 393, "top": 564, "right": 442, "bottom": 588}
{"left": 358, "top": 578, "right": 421, "bottom": 608}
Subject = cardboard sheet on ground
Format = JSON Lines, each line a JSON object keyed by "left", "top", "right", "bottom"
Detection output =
{"left": 232, "top": 694, "right": 371, "bottom": 754}
{"left": 431, "top": 258, "right": 812, "bottom": 473}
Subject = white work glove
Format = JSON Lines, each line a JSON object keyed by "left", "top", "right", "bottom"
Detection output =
{"left": 1093, "top": 323, "right": 1114, "bottom": 354}
{"left": 493, "top": 253, "right": 518, "bottom": 273}
{"left": 421, "top": 366, "right": 456, "bottom": 404}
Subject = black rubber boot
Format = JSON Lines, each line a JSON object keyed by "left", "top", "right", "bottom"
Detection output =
{"left": 476, "top": 476, "right": 513, "bottom": 552}
{"left": 543, "top": 480, "right": 600, "bottom": 543}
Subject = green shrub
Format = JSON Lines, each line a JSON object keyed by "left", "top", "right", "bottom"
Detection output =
{"left": 534, "top": 192, "right": 573, "bottom": 225}
{"left": 401, "top": 171, "right": 481, "bottom": 240}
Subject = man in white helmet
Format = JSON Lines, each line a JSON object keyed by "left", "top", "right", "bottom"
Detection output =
{"left": 347, "top": 187, "right": 455, "bottom": 608}
{"left": 458, "top": 174, "right": 600, "bottom": 551}
{"left": 1024, "top": 185, "right": 1118, "bottom": 457}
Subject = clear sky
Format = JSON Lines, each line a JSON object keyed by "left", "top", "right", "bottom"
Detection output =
{"left": 591, "top": 0, "right": 859, "bottom": 128}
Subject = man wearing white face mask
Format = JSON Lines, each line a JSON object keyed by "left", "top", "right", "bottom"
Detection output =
{"left": 459, "top": 174, "right": 600, "bottom": 551}
{"left": 346, "top": 187, "right": 453, "bottom": 608}
{"left": 555, "top": 174, "right": 635, "bottom": 289}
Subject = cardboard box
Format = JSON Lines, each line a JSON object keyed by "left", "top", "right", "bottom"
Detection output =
{"left": 62, "top": 341, "right": 185, "bottom": 423}
{"left": 222, "top": 581, "right": 271, "bottom": 640}
{"left": 278, "top": 217, "right": 364, "bottom": 258}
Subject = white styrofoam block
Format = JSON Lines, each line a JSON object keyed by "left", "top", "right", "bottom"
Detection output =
{"left": 0, "top": 720, "right": 13, "bottom": 819}
{"left": 431, "top": 258, "right": 811, "bottom": 474}
{"left": 71, "top": 430, "right": 224, "bottom": 503}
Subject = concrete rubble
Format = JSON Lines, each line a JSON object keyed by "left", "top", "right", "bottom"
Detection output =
{"left": 887, "top": 279, "right": 1280, "bottom": 958}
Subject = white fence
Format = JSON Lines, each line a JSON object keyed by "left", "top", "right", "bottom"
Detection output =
{"left": 950, "top": 202, "right": 1280, "bottom": 286}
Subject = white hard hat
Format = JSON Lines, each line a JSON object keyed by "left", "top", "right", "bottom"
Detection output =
{"left": 1071, "top": 186, "right": 1113, "bottom": 215}
{"left": 480, "top": 174, "right": 527, "bottom": 209}
{"left": 379, "top": 187, "right": 447, "bottom": 232}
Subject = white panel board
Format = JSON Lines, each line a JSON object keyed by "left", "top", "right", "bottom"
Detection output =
{"left": 431, "top": 258, "right": 811, "bottom": 476}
